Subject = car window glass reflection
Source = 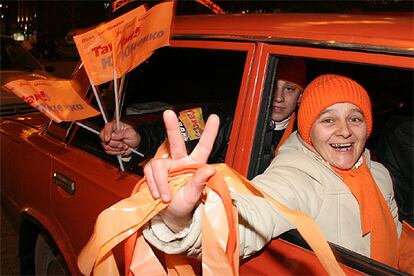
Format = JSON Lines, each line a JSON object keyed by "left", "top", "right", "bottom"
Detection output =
{"left": 1, "top": 38, "right": 42, "bottom": 71}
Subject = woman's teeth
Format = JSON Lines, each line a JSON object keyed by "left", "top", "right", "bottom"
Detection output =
{"left": 330, "top": 143, "right": 352, "bottom": 151}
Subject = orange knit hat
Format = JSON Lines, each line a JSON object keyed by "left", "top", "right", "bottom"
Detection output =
{"left": 298, "top": 74, "right": 372, "bottom": 145}
{"left": 276, "top": 57, "right": 307, "bottom": 90}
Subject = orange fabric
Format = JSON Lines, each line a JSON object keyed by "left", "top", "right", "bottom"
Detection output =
{"left": 164, "top": 254, "right": 196, "bottom": 275}
{"left": 398, "top": 221, "right": 414, "bottom": 274}
{"left": 73, "top": 1, "right": 173, "bottom": 85}
{"left": 332, "top": 160, "right": 399, "bottom": 268}
{"left": 129, "top": 232, "right": 166, "bottom": 275}
{"left": 3, "top": 78, "right": 100, "bottom": 123}
{"left": 205, "top": 170, "right": 239, "bottom": 275}
{"left": 201, "top": 191, "right": 237, "bottom": 276}
{"left": 79, "top": 140, "right": 344, "bottom": 275}
{"left": 297, "top": 74, "right": 372, "bottom": 145}
{"left": 274, "top": 113, "right": 296, "bottom": 156}
{"left": 78, "top": 162, "right": 346, "bottom": 275}
{"left": 124, "top": 231, "right": 137, "bottom": 276}
{"left": 216, "top": 165, "right": 345, "bottom": 275}
{"left": 77, "top": 169, "right": 195, "bottom": 275}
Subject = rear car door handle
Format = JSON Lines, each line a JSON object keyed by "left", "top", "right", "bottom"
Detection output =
{"left": 53, "top": 172, "right": 76, "bottom": 195}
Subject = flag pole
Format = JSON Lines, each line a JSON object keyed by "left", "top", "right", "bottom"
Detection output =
{"left": 118, "top": 74, "right": 127, "bottom": 116}
{"left": 89, "top": 78, "right": 125, "bottom": 171}
{"left": 110, "top": 44, "right": 127, "bottom": 171}
{"left": 113, "top": 69, "right": 121, "bottom": 130}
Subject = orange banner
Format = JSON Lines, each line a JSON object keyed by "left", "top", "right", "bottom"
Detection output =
{"left": 4, "top": 79, "right": 100, "bottom": 123}
{"left": 74, "top": 1, "right": 173, "bottom": 85}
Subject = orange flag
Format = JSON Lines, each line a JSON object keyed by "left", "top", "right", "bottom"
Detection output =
{"left": 3, "top": 79, "right": 100, "bottom": 123}
{"left": 73, "top": 1, "right": 173, "bottom": 85}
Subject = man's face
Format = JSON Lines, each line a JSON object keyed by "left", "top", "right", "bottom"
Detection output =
{"left": 271, "top": 80, "right": 302, "bottom": 122}
{"left": 309, "top": 103, "right": 368, "bottom": 170}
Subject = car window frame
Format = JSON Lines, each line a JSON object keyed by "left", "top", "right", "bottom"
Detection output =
{"left": 63, "top": 40, "right": 257, "bottom": 172}
{"left": 0, "top": 37, "right": 44, "bottom": 72}
{"left": 169, "top": 40, "right": 257, "bottom": 168}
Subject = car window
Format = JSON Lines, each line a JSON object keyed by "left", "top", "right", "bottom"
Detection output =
{"left": 0, "top": 38, "right": 42, "bottom": 71}
{"left": 250, "top": 55, "right": 413, "bottom": 273}
{"left": 250, "top": 56, "right": 413, "bottom": 177}
{"left": 71, "top": 46, "right": 247, "bottom": 174}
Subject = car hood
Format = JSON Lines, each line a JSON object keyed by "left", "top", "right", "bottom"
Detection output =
{"left": 0, "top": 111, "right": 51, "bottom": 133}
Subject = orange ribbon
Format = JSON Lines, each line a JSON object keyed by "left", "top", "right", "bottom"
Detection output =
{"left": 78, "top": 162, "right": 345, "bottom": 275}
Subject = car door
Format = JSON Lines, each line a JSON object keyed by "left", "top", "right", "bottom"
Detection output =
{"left": 239, "top": 43, "right": 413, "bottom": 275}
{"left": 50, "top": 40, "right": 256, "bottom": 273}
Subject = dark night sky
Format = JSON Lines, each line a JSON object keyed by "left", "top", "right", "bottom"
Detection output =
{"left": 1, "top": 0, "right": 413, "bottom": 41}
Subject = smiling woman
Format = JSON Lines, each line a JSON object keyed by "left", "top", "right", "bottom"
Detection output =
{"left": 297, "top": 75, "right": 399, "bottom": 265}
{"left": 298, "top": 74, "right": 372, "bottom": 170}
{"left": 140, "top": 73, "right": 406, "bottom": 273}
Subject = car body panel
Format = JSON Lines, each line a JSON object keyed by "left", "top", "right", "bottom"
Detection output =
{"left": 51, "top": 145, "right": 139, "bottom": 272}
{"left": 240, "top": 239, "right": 361, "bottom": 275}
{"left": 172, "top": 13, "right": 414, "bottom": 54}
{"left": 1, "top": 116, "right": 61, "bottom": 226}
{"left": 1, "top": 12, "right": 412, "bottom": 275}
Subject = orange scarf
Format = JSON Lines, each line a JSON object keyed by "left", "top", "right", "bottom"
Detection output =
{"left": 333, "top": 159, "right": 398, "bottom": 268}
{"left": 274, "top": 112, "right": 296, "bottom": 156}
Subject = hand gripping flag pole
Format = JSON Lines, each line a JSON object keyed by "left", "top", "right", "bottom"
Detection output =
{"left": 73, "top": 1, "right": 174, "bottom": 169}
{"left": 89, "top": 78, "right": 125, "bottom": 171}
{"left": 76, "top": 122, "right": 143, "bottom": 157}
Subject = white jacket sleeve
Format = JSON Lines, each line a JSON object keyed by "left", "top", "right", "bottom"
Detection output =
{"left": 143, "top": 165, "right": 324, "bottom": 260}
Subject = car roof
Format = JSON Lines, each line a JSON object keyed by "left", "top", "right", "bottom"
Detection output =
{"left": 172, "top": 13, "right": 414, "bottom": 55}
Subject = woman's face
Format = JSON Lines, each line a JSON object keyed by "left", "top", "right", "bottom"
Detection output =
{"left": 310, "top": 103, "right": 368, "bottom": 170}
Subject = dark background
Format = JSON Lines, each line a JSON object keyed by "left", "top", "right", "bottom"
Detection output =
{"left": 1, "top": 0, "right": 413, "bottom": 55}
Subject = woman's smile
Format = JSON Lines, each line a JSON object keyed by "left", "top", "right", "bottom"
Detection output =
{"left": 310, "top": 103, "right": 367, "bottom": 170}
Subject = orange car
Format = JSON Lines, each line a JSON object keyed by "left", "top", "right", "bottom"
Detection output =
{"left": 1, "top": 12, "right": 413, "bottom": 275}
